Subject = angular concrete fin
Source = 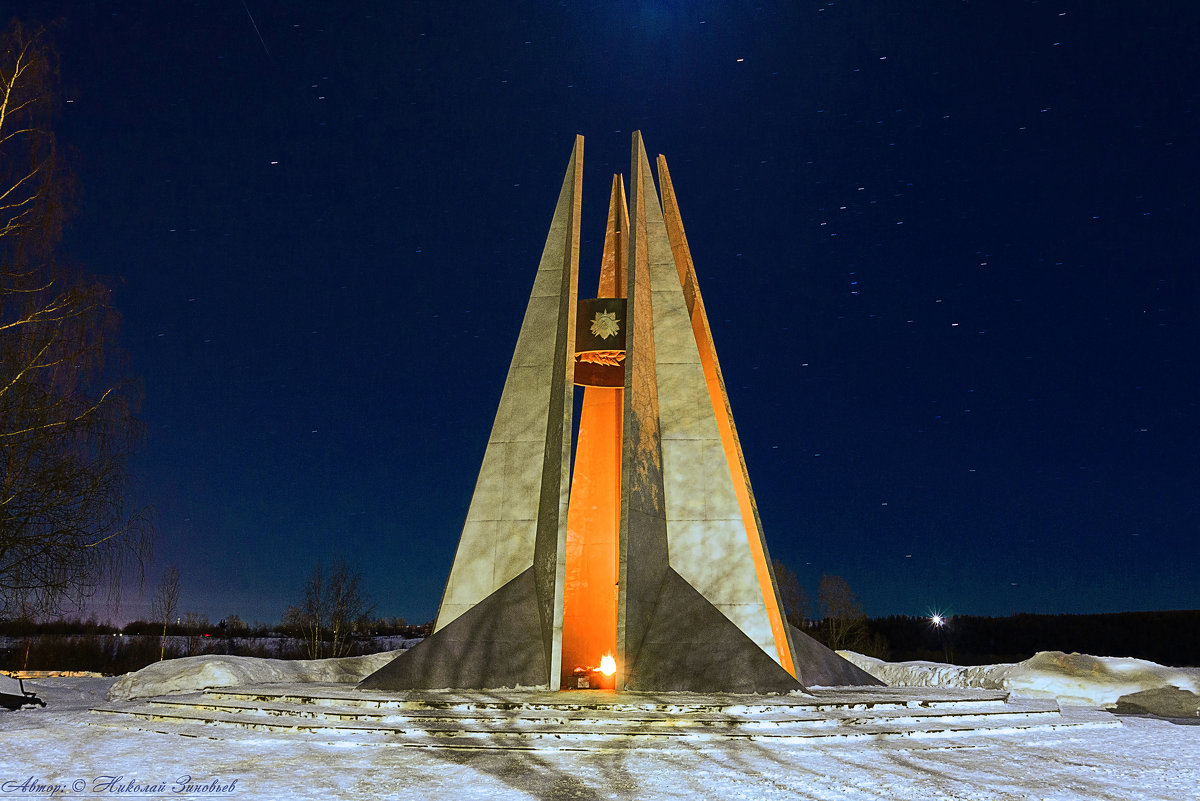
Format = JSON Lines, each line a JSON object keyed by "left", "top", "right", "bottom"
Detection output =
{"left": 597, "top": 174, "right": 628, "bottom": 297}
{"left": 624, "top": 569, "right": 801, "bottom": 693}
{"left": 656, "top": 154, "right": 798, "bottom": 679}
{"left": 531, "top": 134, "right": 583, "bottom": 689}
{"left": 359, "top": 569, "right": 547, "bottom": 690}
{"left": 787, "top": 625, "right": 886, "bottom": 687}
{"left": 617, "top": 131, "right": 670, "bottom": 689}
{"left": 630, "top": 135, "right": 786, "bottom": 672}
{"left": 428, "top": 136, "right": 582, "bottom": 691}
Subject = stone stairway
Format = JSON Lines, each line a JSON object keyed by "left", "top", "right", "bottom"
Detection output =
{"left": 89, "top": 684, "right": 1118, "bottom": 751}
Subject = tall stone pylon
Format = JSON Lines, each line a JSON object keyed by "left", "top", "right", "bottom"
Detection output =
{"left": 361, "top": 132, "right": 880, "bottom": 692}
{"left": 361, "top": 136, "right": 582, "bottom": 690}
{"left": 614, "top": 132, "right": 800, "bottom": 691}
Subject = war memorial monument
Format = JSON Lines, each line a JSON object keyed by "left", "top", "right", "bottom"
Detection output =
{"left": 360, "top": 132, "right": 878, "bottom": 694}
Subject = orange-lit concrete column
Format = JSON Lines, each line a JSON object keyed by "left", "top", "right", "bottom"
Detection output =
{"left": 561, "top": 176, "right": 628, "bottom": 686}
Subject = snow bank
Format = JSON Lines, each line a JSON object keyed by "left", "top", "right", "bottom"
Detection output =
{"left": 107, "top": 650, "right": 404, "bottom": 701}
{"left": 840, "top": 650, "right": 1200, "bottom": 715}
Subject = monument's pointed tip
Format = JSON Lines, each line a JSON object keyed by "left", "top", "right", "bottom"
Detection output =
{"left": 597, "top": 173, "right": 629, "bottom": 297}
{"left": 632, "top": 132, "right": 653, "bottom": 167}
{"left": 568, "top": 134, "right": 584, "bottom": 169}
{"left": 631, "top": 132, "right": 656, "bottom": 187}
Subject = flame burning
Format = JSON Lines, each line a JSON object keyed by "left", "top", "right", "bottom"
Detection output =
{"left": 597, "top": 654, "right": 616, "bottom": 677}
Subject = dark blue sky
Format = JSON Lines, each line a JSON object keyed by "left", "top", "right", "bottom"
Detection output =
{"left": 24, "top": 1, "right": 1198, "bottom": 624}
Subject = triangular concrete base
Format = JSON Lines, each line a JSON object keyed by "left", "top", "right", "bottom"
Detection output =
{"left": 787, "top": 625, "right": 886, "bottom": 687}
{"left": 359, "top": 568, "right": 549, "bottom": 690}
{"left": 624, "top": 569, "right": 802, "bottom": 693}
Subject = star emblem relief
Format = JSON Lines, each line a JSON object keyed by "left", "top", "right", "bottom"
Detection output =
{"left": 589, "top": 310, "right": 621, "bottom": 340}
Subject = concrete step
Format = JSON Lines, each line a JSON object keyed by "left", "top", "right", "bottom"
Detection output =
{"left": 88, "top": 706, "right": 1116, "bottom": 750}
{"left": 203, "top": 685, "right": 1012, "bottom": 715}
{"left": 139, "top": 693, "right": 1063, "bottom": 730}
{"left": 143, "top": 696, "right": 834, "bottom": 729}
{"left": 88, "top": 684, "right": 1119, "bottom": 751}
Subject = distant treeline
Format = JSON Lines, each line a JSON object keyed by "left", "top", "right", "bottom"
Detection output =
{"left": 867, "top": 610, "right": 1200, "bottom": 667}
{"left": 0, "top": 616, "right": 432, "bottom": 640}
{"left": 3, "top": 611, "right": 1197, "bottom": 673}
{"left": 0, "top": 617, "right": 434, "bottom": 674}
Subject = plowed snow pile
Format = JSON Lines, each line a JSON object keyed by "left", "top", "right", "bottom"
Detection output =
{"left": 107, "top": 650, "right": 404, "bottom": 700}
{"left": 840, "top": 649, "right": 1200, "bottom": 715}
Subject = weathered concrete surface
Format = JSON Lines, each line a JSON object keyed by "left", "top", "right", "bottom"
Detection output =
{"left": 613, "top": 132, "right": 794, "bottom": 692}
{"left": 359, "top": 569, "right": 548, "bottom": 690}
{"left": 787, "top": 625, "right": 886, "bottom": 688}
{"left": 616, "top": 132, "right": 671, "bottom": 690}
{"left": 623, "top": 568, "right": 801, "bottom": 693}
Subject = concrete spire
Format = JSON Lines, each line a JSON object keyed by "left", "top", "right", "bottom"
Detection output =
{"left": 361, "top": 133, "right": 879, "bottom": 692}
{"left": 361, "top": 135, "right": 582, "bottom": 690}
{"left": 612, "top": 132, "right": 800, "bottom": 692}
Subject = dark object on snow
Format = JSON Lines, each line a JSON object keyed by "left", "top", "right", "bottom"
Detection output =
{"left": 1112, "top": 686, "right": 1200, "bottom": 719}
{"left": 0, "top": 673, "right": 47, "bottom": 710}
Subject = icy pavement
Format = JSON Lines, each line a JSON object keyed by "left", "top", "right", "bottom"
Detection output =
{"left": 2, "top": 674, "right": 1198, "bottom": 800}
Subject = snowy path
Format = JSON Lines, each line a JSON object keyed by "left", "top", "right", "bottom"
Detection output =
{"left": 1, "top": 677, "right": 1198, "bottom": 800}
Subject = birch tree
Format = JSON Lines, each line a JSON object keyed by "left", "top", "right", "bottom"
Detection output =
{"left": 0, "top": 21, "right": 150, "bottom": 617}
{"left": 150, "top": 565, "right": 180, "bottom": 660}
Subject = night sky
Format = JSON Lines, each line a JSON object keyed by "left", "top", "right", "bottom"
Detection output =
{"left": 20, "top": 1, "right": 1198, "bottom": 625}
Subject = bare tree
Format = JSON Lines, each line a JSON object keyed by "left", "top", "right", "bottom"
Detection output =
{"left": 817, "top": 573, "right": 867, "bottom": 651}
{"left": 297, "top": 560, "right": 326, "bottom": 659}
{"left": 0, "top": 21, "right": 150, "bottom": 617}
{"left": 772, "top": 559, "right": 811, "bottom": 626}
{"left": 150, "top": 565, "right": 180, "bottom": 661}
{"left": 288, "top": 559, "right": 373, "bottom": 659}
{"left": 326, "top": 560, "right": 372, "bottom": 658}
{"left": 181, "top": 611, "right": 209, "bottom": 657}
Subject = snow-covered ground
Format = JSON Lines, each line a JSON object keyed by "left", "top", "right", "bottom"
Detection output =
{"left": 105, "top": 650, "right": 405, "bottom": 700}
{"left": 2, "top": 652, "right": 1198, "bottom": 801}
{"left": 839, "top": 650, "right": 1200, "bottom": 716}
